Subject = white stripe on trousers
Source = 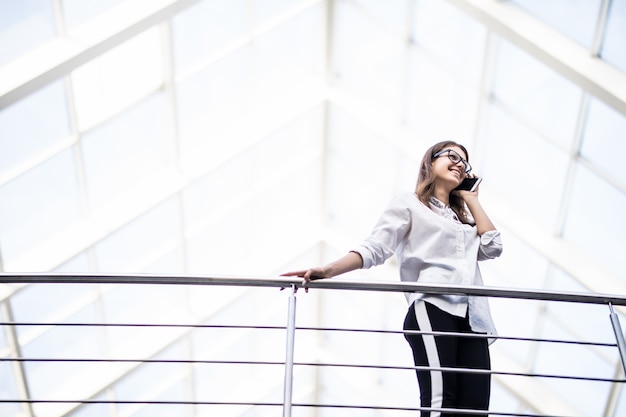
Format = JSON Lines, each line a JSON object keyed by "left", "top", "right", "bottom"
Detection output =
{"left": 414, "top": 300, "right": 443, "bottom": 417}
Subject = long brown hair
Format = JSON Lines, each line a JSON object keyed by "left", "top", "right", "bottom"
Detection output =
{"left": 415, "top": 141, "right": 472, "bottom": 224}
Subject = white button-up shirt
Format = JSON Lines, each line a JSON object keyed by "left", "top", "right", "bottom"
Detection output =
{"left": 353, "top": 192, "right": 502, "bottom": 339}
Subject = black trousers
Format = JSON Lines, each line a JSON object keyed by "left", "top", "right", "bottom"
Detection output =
{"left": 403, "top": 300, "right": 491, "bottom": 417}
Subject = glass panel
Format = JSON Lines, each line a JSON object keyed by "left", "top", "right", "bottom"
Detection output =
{"left": 326, "top": 105, "right": 400, "bottom": 236}
{"left": 602, "top": 0, "right": 626, "bottom": 73}
{"left": 480, "top": 226, "right": 550, "bottom": 290}
{"left": 0, "top": 358, "right": 21, "bottom": 417}
{"left": 54, "top": 252, "right": 91, "bottom": 272}
{"left": 533, "top": 315, "right": 613, "bottom": 416}
{"left": 616, "top": 383, "right": 626, "bottom": 417}
{"left": 249, "top": 104, "right": 322, "bottom": 187}
{"left": 172, "top": 0, "right": 247, "bottom": 75}
{"left": 580, "top": 96, "right": 626, "bottom": 185}
{"left": 186, "top": 285, "right": 249, "bottom": 324}
{"left": 250, "top": 3, "right": 323, "bottom": 106}
{"left": 101, "top": 284, "right": 188, "bottom": 358}
{"left": 0, "top": 79, "right": 70, "bottom": 177}
{"left": 11, "top": 284, "right": 97, "bottom": 338}
{"left": 140, "top": 247, "right": 185, "bottom": 275}
{"left": 250, "top": 169, "right": 322, "bottom": 271}
{"left": 510, "top": 0, "right": 603, "bottom": 48}
{"left": 0, "top": 148, "right": 83, "bottom": 266}
{"left": 253, "top": 0, "right": 303, "bottom": 27}
{"left": 176, "top": 47, "right": 249, "bottom": 166}
{"left": 332, "top": 0, "right": 405, "bottom": 117}
{"left": 190, "top": 293, "right": 285, "bottom": 403}
{"left": 182, "top": 153, "right": 253, "bottom": 231}
{"left": 93, "top": 198, "right": 180, "bottom": 272}
{"left": 0, "top": 302, "right": 11, "bottom": 417}
{"left": 352, "top": 0, "right": 407, "bottom": 30}
{"left": 21, "top": 303, "right": 102, "bottom": 398}
{"left": 490, "top": 383, "right": 523, "bottom": 417}
{"left": 480, "top": 104, "right": 570, "bottom": 229}
{"left": 71, "top": 27, "right": 164, "bottom": 131}
{"left": 62, "top": 0, "right": 127, "bottom": 30}
{"left": 80, "top": 93, "right": 173, "bottom": 209}
{"left": 492, "top": 39, "right": 582, "bottom": 149}
{"left": 63, "top": 393, "right": 111, "bottom": 417}
{"left": 406, "top": 50, "right": 480, "bottom": 140}
{"left": 545, "top": 267, "right": 616, "bottom": 344}
{"left": 491, "top": 298, "right": 545, "bottom": 366}
{"left": 185, "top": 204, "right": 255, "bottom": 275}
{"left": 182, "top": 104, "right": 323, "bottom": 271}
{"left": 482, "top": 227, "right": 549, "bottom": 367}
{"left": 114, "top": 343, "right": 191, "bottom": 417}
{"left": 562, "top": 163, "right": 626, "bottom": 280}
{"left": 413, "top": 0, "right": 487, "bottom": 86}
{"left": 119, "top": 382, "right": 192, "bottom": 417}
{"left": 0, "top": 0, "right": 56, "bottom": 65}
{"left": 180, "top": 108, "right": 323, "bottom": 270}
{"left": 0, "top": 308, "right": 6, "bottom": 349}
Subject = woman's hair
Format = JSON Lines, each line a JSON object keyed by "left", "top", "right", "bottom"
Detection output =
{"left": 415, "top": 140, "right": 472, "bottom": 224}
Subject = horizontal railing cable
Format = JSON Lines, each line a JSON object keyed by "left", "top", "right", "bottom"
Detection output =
{"left": 0, "top": 322, "right": 617, "bottom": 347}
{"left": 0, "top": 357, "right": 622, "bottom": 383}
{"left": 297, "top": 362, "right": 626, "bottom": 383}
{"left": 0, "top": 399, "right": 586, "bottom": 417}
{"left": 301, "top": 326, "right": 619, "bottom": 347}
{"left": 290, "top": 403, "right": 576, "bottom": 417}
{"left": 0, "top": 322, "right": 287, "bottom": 330}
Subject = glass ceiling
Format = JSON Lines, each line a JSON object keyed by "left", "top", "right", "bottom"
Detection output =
{"left": 1, "top": 0, "right": 626, "bottom": 416}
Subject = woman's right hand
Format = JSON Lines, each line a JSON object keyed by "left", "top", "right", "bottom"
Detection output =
{"left": 281, "top": 267, "right": 329, "bottom": 291}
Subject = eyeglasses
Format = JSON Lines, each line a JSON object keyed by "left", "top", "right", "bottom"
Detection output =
{"left": 433, "top": 149, "right": 472, "bottom": 173}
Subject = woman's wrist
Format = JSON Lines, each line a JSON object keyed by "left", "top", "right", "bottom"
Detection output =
{"left": 462, "top": 194, "right": 480, "bottom": 208}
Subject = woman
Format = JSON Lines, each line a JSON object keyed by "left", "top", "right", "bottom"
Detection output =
{"left": 282, "top": 141, "right": 502, "bottom": 416}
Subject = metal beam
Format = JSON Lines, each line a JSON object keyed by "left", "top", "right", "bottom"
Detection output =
{"left": 0, "top": 0, "right": 204, "bottom": 110}
{"left": 446, "top": 0, "right": 626, "bottom": 117}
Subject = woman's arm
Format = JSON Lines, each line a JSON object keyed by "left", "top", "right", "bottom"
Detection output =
{"left": 456, "top": 185, "right": 503, "bottom": 259}
{"left": 282, "top": 194, "right": 411, "bottom": 288}
{"left": 456, "top": 189, "right": 497, "bottom": 236}
{"left": 281, "top": 251, "right": 364, "bottom": 287}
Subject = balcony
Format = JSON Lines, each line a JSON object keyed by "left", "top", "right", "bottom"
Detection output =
{"left": 1, "top": 273, "right": 625, "bottom": 417}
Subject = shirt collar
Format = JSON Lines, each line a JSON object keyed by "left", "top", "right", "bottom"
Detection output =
{"left": 429, "top": 196, "right": 448, "bottom": 209}
{"left": 429, "top": 196, "right": 460, "bottom": 223}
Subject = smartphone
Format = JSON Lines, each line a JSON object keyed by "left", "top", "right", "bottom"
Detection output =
{"left": 455, "top": 177, "right": 482, "bottom": 192}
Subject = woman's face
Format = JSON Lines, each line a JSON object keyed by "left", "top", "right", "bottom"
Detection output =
{"left": 431, "top": 145, "right": 468, "bottom": 187}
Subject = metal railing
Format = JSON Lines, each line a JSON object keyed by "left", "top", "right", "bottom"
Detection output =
{"left": 1, "top": 273, "right": 626, "bottom": 417}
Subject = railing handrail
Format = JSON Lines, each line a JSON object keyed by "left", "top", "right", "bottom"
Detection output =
{"left": 1, "top": 272, "right": 626, "bottom": 306}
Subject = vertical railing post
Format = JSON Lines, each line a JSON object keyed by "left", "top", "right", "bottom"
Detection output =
{"left": 609, "top": 303, "right": 626, "bottom": 374}
{"left": 282, "top": 284, "right": 297, "bottom": 417}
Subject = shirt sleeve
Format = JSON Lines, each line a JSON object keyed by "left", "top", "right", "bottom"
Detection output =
{"left": 477, "top": 229, "right": 503, "bottom": 261}
{"left": 352, "top": 194, "right": 412, "bottom": 269}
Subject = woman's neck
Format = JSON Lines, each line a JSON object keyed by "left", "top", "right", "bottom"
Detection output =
{"left": 433, "top": 184, "right": 452, "bottom": 206}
